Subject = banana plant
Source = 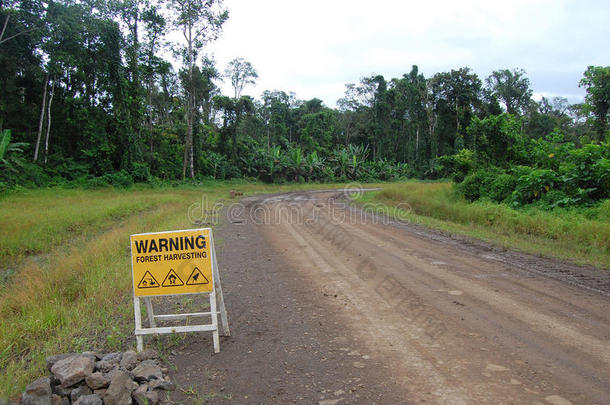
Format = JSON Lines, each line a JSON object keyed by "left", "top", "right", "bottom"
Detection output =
{"left": 346, "top": 144, "right": 370, "bottom": 179}
{"left": 0, "top": 130, "right": 28, "bottom": 173}
{"left": 260, "top": 145, "right": 285, "bottom": 181}
{"left": 332, "top": 147, "right": 350, "bottom": 179}
{"left": 287, "top": 146, "right": 304, "bottom": 181}
{"left": 305, "top": 151, "right": 325, "bottom": 181}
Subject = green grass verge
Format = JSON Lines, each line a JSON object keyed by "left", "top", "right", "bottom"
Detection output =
{"left": 358, "top": 181, "right": 610, "bottom": 269}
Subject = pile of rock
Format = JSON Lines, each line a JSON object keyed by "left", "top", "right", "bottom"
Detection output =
{"left": 21, "top": 350, "right": 175, "bottom": 405}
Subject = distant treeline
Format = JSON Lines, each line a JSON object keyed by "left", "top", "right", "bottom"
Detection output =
{"left": 0, "top": 1, "right": 608, "bottom": 208}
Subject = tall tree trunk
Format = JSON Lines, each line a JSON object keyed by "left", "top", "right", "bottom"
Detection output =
{"left": 44, "top": 80, "right": 55, "bottom": 165}
{"left": 183, "top": 103, "right": 191, "bottom": 179}
{"left": 34, "top": 75, "right": 48, "bottom": 162}
{"left": 148, "top": 81, "right": 153, "bottom": 155}
{"left": 189, "top": 93, "right": 195, "bottom": 178}
{"left": 428, "top": 111, "right": 438, "bottom": 158}
{"left": 183, "top": 20, "right": 195, "bottom": 179}
{"left": 416, "top": 125, "right": 420, "bottom": 159}
{"left": 455, "top": 99, "right": 460, "bottom": 135}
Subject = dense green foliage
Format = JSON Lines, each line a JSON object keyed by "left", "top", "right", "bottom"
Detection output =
{"left": 448, "top": 118, "right": 610, "bottom": 209}
{"left": 1, "top": 1, "right": 608, "bottom": 210}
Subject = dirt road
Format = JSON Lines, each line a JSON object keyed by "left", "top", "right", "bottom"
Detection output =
{"left": 168, "top": 190, "right": 610, "bottom": 404}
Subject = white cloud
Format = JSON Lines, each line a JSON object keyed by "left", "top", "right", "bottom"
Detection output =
{"left": 194, "top": 0, "right": 610, "bottom": 107}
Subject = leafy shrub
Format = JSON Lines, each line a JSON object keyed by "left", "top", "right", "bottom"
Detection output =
{"left": 130, "top": 162, "right": 152, "bottom": 182}
{"left": 538, "top": 190, "right": 574, "bottom": 209}
{"left": 456, "top": 170, "right": 496, "bottom": 201}
{"left": 510, "top": 168, "right": 558, "bottom": 206}
{"left": 103, "top": 171, "right": 134, "bottom": 188}
{"left": 487, "top": 174, "right": 518, "bottom": 202}
{"left": 435, "top": 149, "right": 475, "bottom": 182}
{"left": 592, "top": 157, "right": 610, "bottom": 199}
{"left": 45, "top": 156, "right": 89, "bottom": 181}
{"left": 510, "top": 165, "right": 534, "bottom": 178}
{"left": 200, "top": 151, "right": 232, "bottom": 179}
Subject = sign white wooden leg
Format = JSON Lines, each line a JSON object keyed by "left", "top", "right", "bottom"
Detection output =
{"left": 211, "top": 236, "right": 230, "bottom": 336}
{"left": 133, "top": 296, "right": 144, "bottom": 352}
{"left": 215, "top": 278, "right": 230, "bottom": 336}
{"left": 144, "top": 297, "right": 156, "bottom": 328}
{"left": 210, "top": 291, "right": 220, "bottom": 353}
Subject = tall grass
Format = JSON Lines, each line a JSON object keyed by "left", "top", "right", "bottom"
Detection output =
{"left": 363, "top": 182, "right": 610, "bottom": 269}
{"left": 0, "top": 181, "right": 333, "bottom": 270}
{"left": 0, "top": 189, "right": 215, "bottom": 397}
{"left": 0, "top": 188, "right": 182, "bottom": 266}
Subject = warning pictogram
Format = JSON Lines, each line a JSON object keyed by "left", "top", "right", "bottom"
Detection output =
{"left": 186, "top": 267, "right": 209, "bottom": 285}
{"left": 162, "top": 269, "right": 184, "bottom": 287}
{"left": 137, "top": 271, "right": 160, "bottom": 289}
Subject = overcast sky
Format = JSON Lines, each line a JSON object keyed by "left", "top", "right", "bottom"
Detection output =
{"left": 203, "top": 0, "right": 610, "bottom": 107}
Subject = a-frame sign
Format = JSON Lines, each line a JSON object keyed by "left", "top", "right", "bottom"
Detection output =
{"left": 130, "top": 228, "right": 229, "bottom": 353}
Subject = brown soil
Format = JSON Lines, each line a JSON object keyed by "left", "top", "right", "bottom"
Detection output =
{"left": 164, "top": 190, "right": 610, "bottom": 405}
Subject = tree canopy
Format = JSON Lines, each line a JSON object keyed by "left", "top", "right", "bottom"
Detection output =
{"left": 0, "top": 1, "right": 608, "bottom": 209}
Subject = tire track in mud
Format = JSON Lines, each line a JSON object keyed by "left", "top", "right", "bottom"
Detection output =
{"left": 253, "top": 191, "right": 610, "bottom": 405}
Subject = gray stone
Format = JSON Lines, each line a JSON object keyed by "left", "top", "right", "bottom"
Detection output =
{"left": 81, "top": 352, "right": 100, "bottom": 361}
{"left": 73, "top": 394, "right": 103, "bottom": 405}
{"left": 101, "top": 352, "right": 122, "bottom": 363}
{"left": 132, "top": 360, "right": 162, "bottom": 383}
{"left": 104, "top": 366, "right": 121, "bottom": 380}
{"left": 50, "top": 395, "right": 69, "bottom": 405}
{"left": 85, "top": 372, "right": 109, "bottom": 390}
{"left": 22, "top": 377, "right": 52, "bottom": 405}
{"left": 52, "top": 395, "right": 69, "bottom": 405}
{"left": 136, "top": 349, "right": 158, "bottom": 362}
{"left": 45, "top": 354, "right": 77, "bottom": 372}
{"left": 95, "top": 360, "right": 117, "bottom": 373}
{"left": 93, "top": 389, "right": 107, "bottom": 398}
{"left": 49, "top": 375, "right": 60, "bottom": 387}
{"left": 70, "top": 385, "right": 92, "bottom": 403}
{"left": 51, "top": 355, "right": 95, "bottom": 388}
{"left": 145, "top": 390, "right": 159, "bottom": 405}
{"left": 50, "top": 383, "right": 71, "bottom": 397}
{"left": 148, "top": 379, "right": 175, "bottom": 391}
{"left": 119, "top": 351, "right": 138, "bottom": 371}
{"left": 131, "top": 385, "right": 147, "bottom": 405}
{"left": 133, "top": 385, "right": 148, "bottom": 396}
{"left": 133, "top": 389, "right": 159, "bottom": 405}
{"left": 104, "top": 371, "right": 138, "bottom": 405}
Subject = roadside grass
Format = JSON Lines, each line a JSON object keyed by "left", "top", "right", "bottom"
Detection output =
{"left": 0, "top": 180, "right": 367, "bottom": 399}
{"left": 0, "top": 196, "right": 199, "bottom": 397}
{"left": 0, "top": 187, "right": 181, "bottom": 268}
{"left": 359, "top": 181, "right": 610, "bottom": 269}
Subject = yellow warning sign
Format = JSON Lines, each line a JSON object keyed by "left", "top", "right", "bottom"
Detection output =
{"left": 130, "top": 229, "right": 214, "bottom": 297}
